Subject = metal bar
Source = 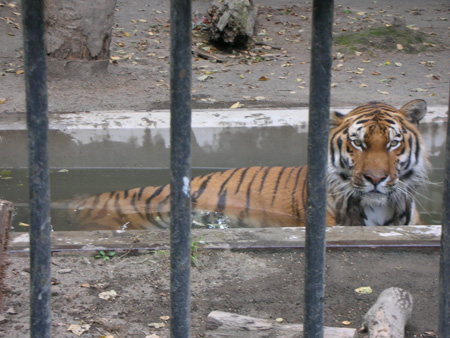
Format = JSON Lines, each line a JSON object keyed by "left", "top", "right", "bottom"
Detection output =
{"left": 304, "top": 0, "right": 334, "bottom": 337}
{"left": 169, "top": 0, "right": 192, "bottom": 336}
{"left": 21, "top": 0, "right": 52, "bottom": 337}
{"left": 439, "top": 88, "right": 450, "bottom": 336}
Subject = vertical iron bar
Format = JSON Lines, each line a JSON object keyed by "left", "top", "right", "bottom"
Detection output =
{"left": 21, "top": 0, "right": 52, "bottom": 337}
{"left": 304, "top": 0, "right": 334, "bottom": 337}
{"left": 439, "top": 88, "right": 450, "bottom": 337}
{"left": 169, "top": 0, "right": 192, "bottom": 336}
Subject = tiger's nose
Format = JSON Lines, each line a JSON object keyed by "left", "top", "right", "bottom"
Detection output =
{"left": 363, "top": 174, "right": 387, "bottom": 186}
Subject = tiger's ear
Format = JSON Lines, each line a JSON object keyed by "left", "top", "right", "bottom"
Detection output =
{"left": 399, "top": 99, "right": 427, "bottom": 125}
{"left": 330, "top": 110, "right": 345, "bottom": 128}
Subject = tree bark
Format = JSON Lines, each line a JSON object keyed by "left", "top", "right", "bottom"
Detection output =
{"left": 45, "top": 0, "right": 117, "bottom": 78}
{"left": 0, "top": 200, "right": 13, "bottom": 310}
{"left": 363, "top": 287, "right": 413, "bottom": 338}
{"left": 208, "top": 0, "right": 257, "bottom": 47}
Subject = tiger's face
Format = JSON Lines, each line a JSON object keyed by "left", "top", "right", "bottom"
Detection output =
{"left": 327, "top": 100, "right": 429, "bottom": 225}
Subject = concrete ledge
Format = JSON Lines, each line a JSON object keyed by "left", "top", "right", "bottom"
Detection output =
{"left": 8, "top": 225, "right": 441, "bottom": 253}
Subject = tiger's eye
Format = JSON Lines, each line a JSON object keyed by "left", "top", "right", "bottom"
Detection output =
{"left": 353, "top": 139, "right": 363, "bottom": 147}
{"left": 390, "top": 140, "right": 399, "bottom": 147}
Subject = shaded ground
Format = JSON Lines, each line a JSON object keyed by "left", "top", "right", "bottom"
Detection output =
{"left": 0, "top": 0, "right": 449, "bottom": 337}
{"left": 0, "top": 0, "right": 449, "bottom": 112}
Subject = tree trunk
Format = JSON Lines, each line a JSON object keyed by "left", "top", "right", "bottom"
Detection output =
{"left": 45, "top": 0, "right": 117, "bottom": 78}
{"left": 0, "top": 200, "right": 13, "bottom": 311}
{"left": 208, "top": 0, "right": 257, "bottom": 47}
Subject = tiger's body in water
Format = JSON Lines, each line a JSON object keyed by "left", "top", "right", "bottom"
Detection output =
{"left": 58, "top": 100, "right": 429, "bottom": 230}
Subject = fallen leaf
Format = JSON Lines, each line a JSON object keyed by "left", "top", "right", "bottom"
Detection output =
{"left": 18, "top": 222, "right": 29, "bottom": 227}
{"left": 0, "top": 98, "right": 6, "bottom": 104}
{"left": 57, "top": 169, "right": 69, "bottom": 173}
{"left": 258, "top": 76, "right": 269, "bottom": 81}
{"left": 67, "top": 324, "right": 91, "bottom": 336}
{"left": 16, "top": 70, "right": 24, "bottom": 75}
{"left": 148, "top": 322, "right": 165, "bottom": 328}
{"left": 342, "top": 320, "right": 352, "bottom": 326}
{"left": 355, "top": 286, "right": 373, "bottom": 294}
{"left": 254, "top": 96, "right": 265, "bottom": 101}
{"left": 123, "top": 32, "right": 131, "bottom": 37}
{"left": 196, "top": 75, "right": 211, "bottom": 82}
{"left": 411, "top": 88, "right": 429, "bottom": 92}
{"left": 360, "top": 84, "right": 368, "bottom": 87}
{"left": 395, "top": 62, "right": 403, "bottom": 67}
{"left": 331, "top": 83, "right": 338, "bottom": 88}
{"left": 160, "top": 315, "right": 170, "bottom": 321}
{"left": 275, "top": 317, "right": 284, "bottom": 323}
{"left": 383, "top": 60, "right": 391, "bottom": 66}
{"left": 99, "top": 290, "right": 118, "bottom": 300}
{"left": 377, "top": 90, "right": 389, "bottom": 95}
{"left": 396, "top": 44, "right": 404, "bottom": 50}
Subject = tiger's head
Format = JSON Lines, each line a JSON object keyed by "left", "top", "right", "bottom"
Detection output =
{"left": 327, "top": 100, "right": 429, "bottom": 226}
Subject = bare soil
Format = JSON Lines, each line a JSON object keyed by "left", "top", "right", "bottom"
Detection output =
{"left": 0, "top": 0, "right": 449, "bottom": 112}
{"left": 1, "top": 248, "right": 441, "bottom": 338}
{"left": 0, "top": 0, "right": 449, "bottom": 337}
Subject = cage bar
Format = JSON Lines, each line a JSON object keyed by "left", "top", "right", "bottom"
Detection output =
{"left": 169, "top": 0, "right": 193, "bottom": 336}
{"left": 304, "top": 0, "right": 335, "bottom": 337}
{"left": 21, "top": 0, "right": 52, "bottom": 337}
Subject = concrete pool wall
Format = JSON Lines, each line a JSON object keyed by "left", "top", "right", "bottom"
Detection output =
{"left": 0, "top": 106, "right": 448, "bottom": 230}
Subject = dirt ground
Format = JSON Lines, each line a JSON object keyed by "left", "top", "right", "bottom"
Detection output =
{"left": 0, "top": 0, "right": 449, "bottom": 337}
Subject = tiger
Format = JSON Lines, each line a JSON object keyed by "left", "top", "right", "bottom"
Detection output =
{"left": 56, "top": 99, "right": 429, "bottom": 230}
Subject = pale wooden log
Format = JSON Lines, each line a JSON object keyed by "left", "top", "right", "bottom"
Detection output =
{"left": 0, "top": 200, "right": 13, "bottom": 310}
{"left": 363, "top": 287, "right": 413, "bottom": 338}
{"left": 205, "top": 310, "right": 358, "bottom": 338}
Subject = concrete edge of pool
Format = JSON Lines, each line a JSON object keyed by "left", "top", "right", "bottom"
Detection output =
{"left": 8, "top": 225, "right": 441, "bottom": 253}
{"left": 0, "top": 106, "right": 447, "bottom": 130}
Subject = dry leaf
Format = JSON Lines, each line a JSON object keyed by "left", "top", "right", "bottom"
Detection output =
{"left": 355, "top": 286, "right": 373, "bottom": 294}
{"left": 123, "top": 32, "right": 131, "bottom": 37}
{"left": 148, "top": 322, "right": 165, "bottom": 328}
{"left": 229, "top": 102, "right": 242, "bottom": 109}
{"left": 360, "top": 84, "right": 368, "bottom": 87}
{"left": 160, "top": 315, "right": 170, "bottom": 321}
{"left": 18, "top": 222, "right": 29, "bottom": 227}
{"left": 258, "top": 76, "right": 269, "bottom": 81}
{"left": 377, "top": 90, "right": 389, "bottom": 95}
{"left": 396, "top": 44, "right": 404, "bottom": 50}
{"left": 342, "top": 320, "right": 352, "bottom": 326}
{"left": 99, "top": 290, "right": 118, "bottom": 300}
{"left": 411, "top": 88, "right": 429, "bottom": 92}
{"left": 16, "top": 70, "right": 24, "bottom": 75}
{"left": 395, "top": 62, "right": 403, "bottom": 67}
{"left": 275, "top": 318, "right": 284, "bottom": 323}
{"left": 331, "top": 83, "right": 338, "bottom": 88}
{"left": 67, "top": 324, "right": 91, "bottom": 336}
{"left": 0, "top": 98, "right": 6, "bottom": 104}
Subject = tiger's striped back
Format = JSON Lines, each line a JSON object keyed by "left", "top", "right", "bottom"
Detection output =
{"left": 60, "top": 166, "right": 308, "bottom": 230}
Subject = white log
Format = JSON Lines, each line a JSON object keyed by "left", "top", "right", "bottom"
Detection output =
{"left": 363, "top": 287, "right": 413, "bottom": 338}
{"left": 205, "top": 311, "right": 357, "bottom": 338}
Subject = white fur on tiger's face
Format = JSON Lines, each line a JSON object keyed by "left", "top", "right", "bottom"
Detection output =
{"left": 327, "top": 99, "right": 430, "bottom": 226}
